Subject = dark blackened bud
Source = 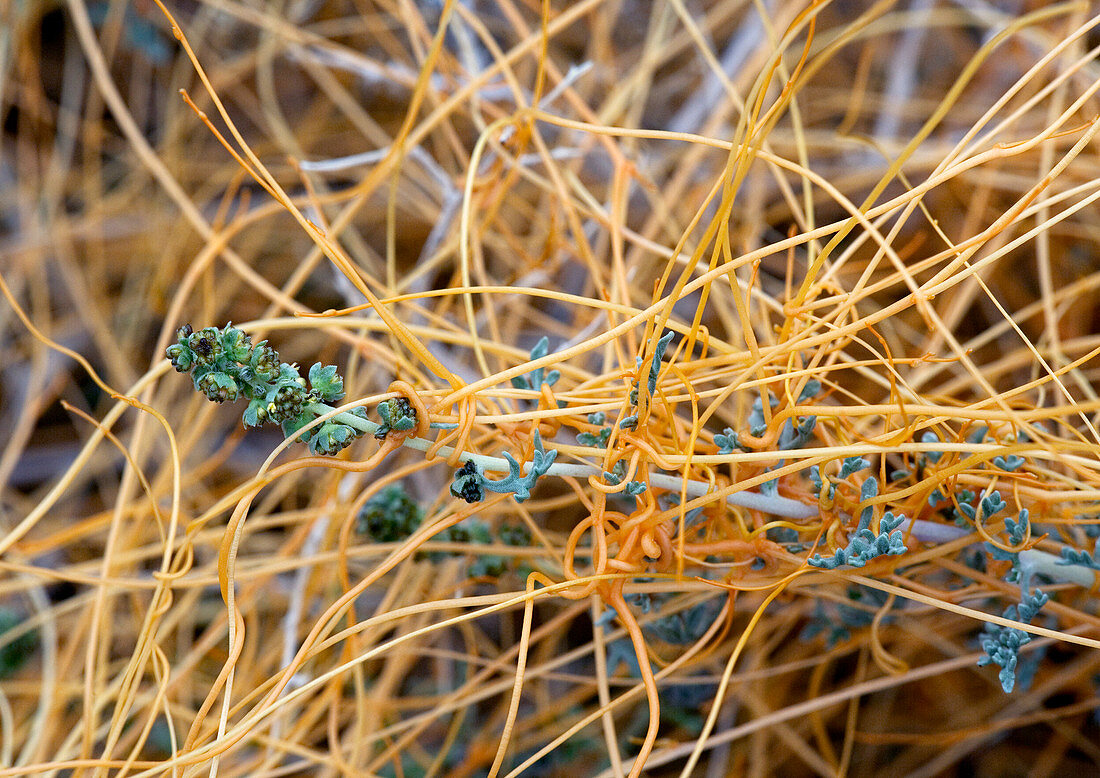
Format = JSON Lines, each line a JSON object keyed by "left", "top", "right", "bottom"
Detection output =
{"left": 189, "top": 327, "right": 223, "bottom": 368}
{"left": 460, "top": 479, "right": 483, "bottom": 503}
{"left": 449, "top": 460, "right": 484, "bottom": 504}
{"left": 166, "top": 324, "right": 196, "bottom": 372}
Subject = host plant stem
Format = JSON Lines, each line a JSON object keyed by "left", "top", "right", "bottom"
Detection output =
{"left": 310, "top": 402, "right": 817, "bottom": 519}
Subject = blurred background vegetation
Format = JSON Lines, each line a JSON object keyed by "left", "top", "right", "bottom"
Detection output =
{"left": 4, "top": 1, "right": 1100, "bottom": 776}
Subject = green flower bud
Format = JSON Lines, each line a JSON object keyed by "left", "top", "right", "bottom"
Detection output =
{"left": 250, "top": 342, "right": 280, "bottom": 381}
{"left": 242, "top": 398, "right": 268, "bottom": 427}
{"left": 166, "top": 343, "right": 193, "bottom": 373}
{"left": 375, "top": 397, "right": 417, "bottom": 439}
{"left": 281, "top": 411, "right": 316, "bottom": 443}
{"left": 309, "top": 422, "right": 356, "bottom": 456}
{"left": 220, "top": 326, "right": 253, "bottom": 364}
{"left": 357, "top": 485, "right": 423, "bottom": 541}
{"left": 197, "top": 371, "right": 239, "bottom": 403}
{"left": 166, "top": 324, "right": 195, "bottom": 372}
{"left": 166, "top": 322, "right": 360, "bottom": 457}
{"left": 268, "top": 384, "right": 306, "bottom": 422}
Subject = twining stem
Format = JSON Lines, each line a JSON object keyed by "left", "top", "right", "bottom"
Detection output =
{"left": 308, "top": 402, "right": 817, "bottom": 519}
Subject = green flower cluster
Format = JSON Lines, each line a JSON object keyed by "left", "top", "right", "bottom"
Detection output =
{"left": 357, "top": 485, "right": 424, "bottom": 542}
{"left": 166, "top": 323, "right": 369, "bottom": 456}
{"left": 357, "top": 485, "right": 532, "bottom": 579}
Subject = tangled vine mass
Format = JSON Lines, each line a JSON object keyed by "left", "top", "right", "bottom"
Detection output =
{"left": 6, "top": 3, "right": 1100, "bottom": 777}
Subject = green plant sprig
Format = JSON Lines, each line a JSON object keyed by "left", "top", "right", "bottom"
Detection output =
{"left": 166, "top": 323, "right": 371, "bottom": 456}
{"left": 450, "top": 429, "right": 558, "bottom": 503}
{"left": 166, "top": 325, "right": 818, "bottom": 519}
{"left": 896, "top": 489, "right": 1098, "bottom": 694}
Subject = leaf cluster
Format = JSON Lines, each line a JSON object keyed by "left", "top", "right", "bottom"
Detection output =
{"left": 978, "top": 507, "right": 1049, "bottom": 692}
{"left": 449, "top": 430, "right": 558, "bottom": 504}
{"left": 357, "top": 486, "right": 531, "bottom": 578}
{"left": 166, "top": 323, "right": 368, "bottom": 456}
{"left": 510, "top": 336, "right": 560, "bottom": 392}
{"left": 977, "top": 588, "right": 1049, "bottom": 693}
{"left": 807, "top": 510, "right": 908, "bottom": 570}
{"left": 809, "top": 456, "right": 869, "bottom": 500}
